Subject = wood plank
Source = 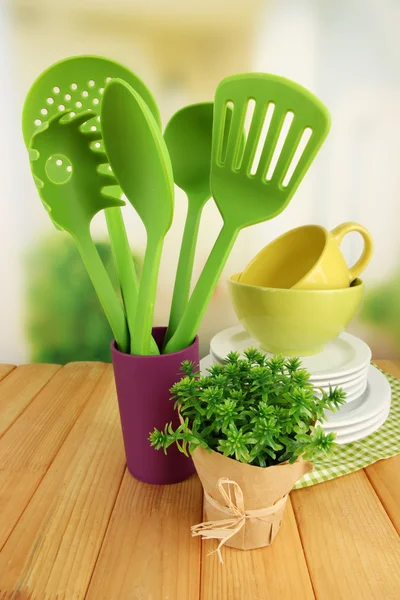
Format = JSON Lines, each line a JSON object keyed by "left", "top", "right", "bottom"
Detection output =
{"left": 86, "top": 472, "right": 203, "bottom": 600}
{"left": 0, "top": 361, "right": 107, "bottom": 549}
{"left": 364, "top": 361, "right": 400, "bottom": 533}
{"left": 0, "top": 365, "right": 15, "bottom": 382}
{"left": 291, "top": 470, "right": 400, "bottom": 600}
{"left": 365, "top": 455, "right": 400, "bottom": 535}
{"left": 374, "top": 359, "right": 400, "bottom": 379}
{"left": 201, "top": 497, "right": 314, "bottom": 600}
{"left": 0, "top": 364, "right": 60, "bottom": 437}
{"left": 0, "top": 366, "right": 126, "bottom": 600}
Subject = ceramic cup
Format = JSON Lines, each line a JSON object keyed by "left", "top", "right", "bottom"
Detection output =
{"left": 227, "top": 273, "right": 364, "bottom": 356}
{"left": 239, "top": 222, "right": 373, "bottom": 290}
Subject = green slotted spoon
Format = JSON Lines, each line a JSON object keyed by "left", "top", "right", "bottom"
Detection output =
{"left": 29, "top": 110, "right": 129, "bottom": 352}
{"left": 164, "top": 73, "right": 331, "bottom": 354}
{"left": 101, "top": 79, "right": 174, "bottom": 355}
{"left": 22, "top": 55, "right": 160, "bottom": 354}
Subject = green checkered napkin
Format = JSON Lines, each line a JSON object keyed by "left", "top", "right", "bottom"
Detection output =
{"left": 294, "top": 366, "right": 399, "bottom": 489}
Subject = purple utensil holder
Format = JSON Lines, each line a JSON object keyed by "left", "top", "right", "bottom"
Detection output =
{"left": 111, "top": 327, "right": 198, "bottom": 485}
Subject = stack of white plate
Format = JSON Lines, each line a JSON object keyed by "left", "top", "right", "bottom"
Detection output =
{"left": 203, "top": 325, "right": 391, "bottom": 444}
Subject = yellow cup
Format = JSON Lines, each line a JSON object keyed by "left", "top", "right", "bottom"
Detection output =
{"left": 240, "top": 222, "right": 373, "bottom": 290}
{"left": 227, "top": 273, "right": 364, "bottom": 356}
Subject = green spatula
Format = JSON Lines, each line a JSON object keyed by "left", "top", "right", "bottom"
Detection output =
{"left": 164, "top": 73, "right": 331, "bottom": 354}
{"left": 22, "top": 55, "right": 160, "bottom": 354}
{"left": 101, "top": 79, "right": 174, "bottom": 355}
{"left": 29, "top": 110, "right": 129, "bottom": 352}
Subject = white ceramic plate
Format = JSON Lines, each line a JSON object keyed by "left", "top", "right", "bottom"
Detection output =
{"left": 210, "top": 348, "right": 369, "bottom": 396}
{"left": 206, "top": 352, "right": 367, "bottom": 403}
{"left": 316, "top": 380, "right": 368, "bottom": 405}
{"left": 201, "top": 357, "right": 390, "bottom": 435}
{"left": 209, "top": 326, "right": 371, "bottom": 380}
{"left": 321, "top": 365, "right": 391, "bottom": 428}
{"left": 334, "top": 402, "right": 391, "bottom": 445}
{"left": 309, "top": 364, "right": 369, "bottom": 386}
{"left": 323, "top": 402, "right": 388, "bottom": 435}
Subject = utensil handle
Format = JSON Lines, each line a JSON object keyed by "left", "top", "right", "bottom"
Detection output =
{"left": 130, "top": 236, "right": 164, "bottom": 355}
{"left": 105, "top": 207, "right": 159, "bottom": 355}
{"left": 75, "top": 230, "right": 129, "bottom": 353}
{"left": 165, "top": 199, "right": 204, "bottom": 344}
{"left": 163, "top": 223, "right": 238, "bottom": 354}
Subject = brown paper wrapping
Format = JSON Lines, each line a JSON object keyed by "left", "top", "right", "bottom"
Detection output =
{"left": 191, "top": 446, "right": 313, "bottom": 555}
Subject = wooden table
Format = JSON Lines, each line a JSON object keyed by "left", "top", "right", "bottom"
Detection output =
{"left": 0, "top": 360, "right": 399, "bottom": 599}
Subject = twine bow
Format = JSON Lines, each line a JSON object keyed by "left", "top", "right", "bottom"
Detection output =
{"left": 191, "top": 477, "right": 288, "bottom": 563}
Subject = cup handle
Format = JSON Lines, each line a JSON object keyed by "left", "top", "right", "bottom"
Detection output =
{"left": 331, "top": 222, "right": 374, "bottom": 282}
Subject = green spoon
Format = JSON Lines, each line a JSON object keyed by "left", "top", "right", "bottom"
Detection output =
{"left": 22, "top": 55, "right": 160, "bottom": 354}
{"left": 164, "top": 73, "right": 331, "bottom": 353}
{"left": 101, "top": 79, "right": 174, "bottom": 355}
{"left": 163, "top": 102, "right": 213, "bottom": 343}
{"left": 29, "top": 110, "right": 129, "bottom": 352}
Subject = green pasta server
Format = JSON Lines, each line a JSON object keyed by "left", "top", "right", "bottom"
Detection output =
{"left": 29, "top": 110, "right": 129, "bottom": 352}
{"left": 22, "top": 55, "right": 160, "bottom": 354}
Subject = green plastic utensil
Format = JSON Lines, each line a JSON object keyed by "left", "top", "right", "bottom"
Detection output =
{"left": 101, "top": 79, "right": 174, "bottom": 355}
{"left": 163, "top": 102, "right": 213, "bottom": 343}
{"left": 29, "top": 110, "right": 129, "bottom": 352}
{"left": 22, "top": 55, "right": 160, "bottom": 354}
{"left": 164, "top": 73, "right": 331, "bottom": 353}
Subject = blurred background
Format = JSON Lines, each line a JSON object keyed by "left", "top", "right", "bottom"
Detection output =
{"left": 1, "top": 0, "right": 399, "bottom": 363}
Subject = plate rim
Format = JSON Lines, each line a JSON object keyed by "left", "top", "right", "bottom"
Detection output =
{"left": 210, "top": 326, "right": 371, "bottom": 380}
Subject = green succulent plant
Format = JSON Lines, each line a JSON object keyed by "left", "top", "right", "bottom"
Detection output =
{"left": 150, "top": 349, "right": 346, "bottom": 467}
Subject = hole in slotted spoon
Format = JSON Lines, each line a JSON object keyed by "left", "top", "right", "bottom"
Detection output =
{"left": 218, "top": 101, "right": 234, "bottom": 166}
{"left": 265, "top": 111, "right": 294, "bottom": 181}
{"left": 281, "top": 127, "right": 313, "bottom": 187}
{"left": 45, "top": 154, "right": 73, "bottom": 184}
{"left": 250, "top": 102, "right": 275, "bottom": 175}
{"left": 71, "top": 83, "right": 78, "bottom": 90}
{"left": 234, "top": 98, "right": 256, "bottom": 170}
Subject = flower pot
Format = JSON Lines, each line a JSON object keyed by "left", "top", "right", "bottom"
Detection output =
{"left": 191, "top": 446, "right": 313, "bottom": 559}
{"left": 111, "top": 327, "right": 198, "bottom": 485}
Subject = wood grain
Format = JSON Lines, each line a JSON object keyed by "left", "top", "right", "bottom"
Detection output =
{"left": 86, "top": 472, "right": 203, "bottom": 600}
{"left": 374, "top": 359, "right": 400, "bottom": 379}
{"left": 292, "top": 470, "right": 400, "bottom": 600}
{"left": 0, "top": 365, "right": 125, "bottom": 600}
{"left": 365, "top": 455, "right": 400, "bottom": 535}
{"left": 201, "top": 497, "right": 314, "bottom": 600}
{"left": 0, "top": 361, "right": 107, "bottom": 549}
{"left": 0, "top": 365, "right": 15, "bottom": 382}
{"left": 0, "top": 364, "right": 60, "bottom": 437}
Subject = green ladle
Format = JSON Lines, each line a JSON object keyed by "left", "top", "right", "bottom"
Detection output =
{"left": 22, "top": 55, "right": 160, "bottom": 354}
{"left": 164, "top": 73, "right": 331, "bottom": 354}
{"left": 29, "top": 110, "right": 129, "bottom": 352}
{"left": 163, "top": 102, "right": 214, "bottom": 343}
{"left": 101, "top": 79, "right": 174, "bottom": 356}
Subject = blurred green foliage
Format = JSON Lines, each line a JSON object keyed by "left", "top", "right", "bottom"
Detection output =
{"left": 25, "top": 234, "right": 141, "bottom": 364}
{"left": 362, "top": 272, "right": 400, "bottom": 349}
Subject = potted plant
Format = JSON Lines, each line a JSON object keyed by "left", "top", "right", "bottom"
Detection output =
{"left": 150, "top": 349, "right": 346, "bottom": 561}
